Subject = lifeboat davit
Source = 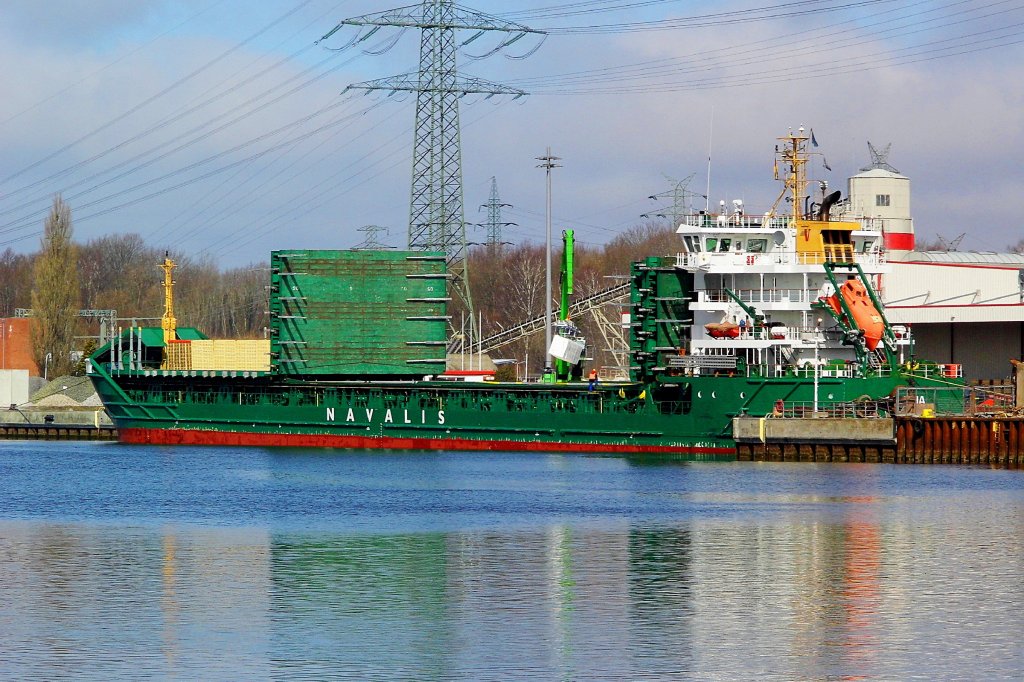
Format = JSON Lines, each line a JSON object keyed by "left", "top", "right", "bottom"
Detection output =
{"left": 705, "top": 322, "right": 740, "bottom": 338}
{"left": 839, "top": 280, "right": 884, "bottom": 350}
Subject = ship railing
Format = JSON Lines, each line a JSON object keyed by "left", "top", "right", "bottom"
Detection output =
{"left": 727, "top": 325, "right": 816, "bottom": 341}
{"left": 680, "top": 213, "right": 890, "bottom": 234}
{"left": 898, "top": 362, "right": 962, "bottom": 380}
{"left": 791, "top": 364, "right": 858, "bottom": 379}
{"left": 796, "top": 361, "right": 903, "bottom": 378}
{"left": 676, "top": 250, "right": 886, "bottom": 270}
{"left": 894, "top": 384, "right": 1014, "bottom": 417}
{"left": 771, "top": 400, "right": 889, "bottom": 419}
{"left": 679, "top": 214, "right": 788, "bottom": 229}
{"left": 705, "top": 324, "right": 860, "bottom": 347}
{"left": 702, "top": 287, "right": 811, "bottom": 305}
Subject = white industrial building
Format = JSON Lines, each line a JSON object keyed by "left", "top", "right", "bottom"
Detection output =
{"left": 845, "top": 151, "right": 1024, "bottom": 381}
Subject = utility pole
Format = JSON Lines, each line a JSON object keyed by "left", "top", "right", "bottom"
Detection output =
{"left": 537, "top": 148, "right": 560, "bottom": 378}
{"left": 321, "top": 1, "right": 544, "bottom": 347}
{"left": 479, "top": 177, "right": 515, "bottom": 247}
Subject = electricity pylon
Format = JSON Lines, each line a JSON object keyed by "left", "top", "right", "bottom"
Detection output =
{"left": 642, "top": 173, "right": 701, "bottom": 228}
{"left": 322, "top": 1, "right": 543, "bottom": 344}
{"left": 478, "top": 176, "right": 515, "bottom": 247}
{"left": 860, "top": 142, "right": 900, "bottom": 173}
{"left": 353, "top": 225, "right": 391, "bottom": 250}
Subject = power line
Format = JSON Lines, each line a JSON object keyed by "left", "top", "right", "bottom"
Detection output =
{"left": 206, "top": 94, "right": 515, "bottom": 259}
{"left": 0, "top": 49, "right": 361, "bottom": 225}
{"left": 525, "top": 0, "right": 902, "bottom": 33}
{"left": 510, "top": 1, "right": 1021, "bottom": 93}
{"left": 0, "top": 98, "right": 386, "bottom": 246}
{"left": 0, "top": 1, "right": 232, "bottom": 129}
{"left": 0, "top": 0, "right": 316, "bottom": 189}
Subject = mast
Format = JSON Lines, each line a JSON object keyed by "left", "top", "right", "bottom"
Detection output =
{"left": 768, "top": 126, "right": 810, "bottom": 219}
{"left": 159, "top": 253, "right": 177, "bottom": 344}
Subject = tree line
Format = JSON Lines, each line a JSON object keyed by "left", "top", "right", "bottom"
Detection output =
{"left": 2, "top": 197, "right": 268, "bottom": 377}
{"left": 5, "top": 196, "right": 682, "bottom": 379}
{"left": 460, "top": 222, "right": 682, "bottom": 379}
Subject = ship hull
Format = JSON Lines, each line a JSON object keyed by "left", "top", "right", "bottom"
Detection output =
{"left": 117, "top": 427, "right": 731, "bottom": 455}
{"left": 89, "top": 367, "right": 917, "bottom": 457}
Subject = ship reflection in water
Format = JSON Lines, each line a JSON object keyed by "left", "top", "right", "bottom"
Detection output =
{"left": 0, "top": 443, "right": 1021, "bottom": 679}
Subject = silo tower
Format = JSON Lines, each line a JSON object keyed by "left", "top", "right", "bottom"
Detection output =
{"left": 847, "top": 142, "right": 914, "bottom": 258}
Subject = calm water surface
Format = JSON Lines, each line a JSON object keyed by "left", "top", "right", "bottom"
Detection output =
{"left": 0, "top": 441, "right": 1021, "bottom": 680}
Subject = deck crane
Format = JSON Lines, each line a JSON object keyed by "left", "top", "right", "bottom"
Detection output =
{"left": 549, "top": 229, "right": 586, "bottom": 382}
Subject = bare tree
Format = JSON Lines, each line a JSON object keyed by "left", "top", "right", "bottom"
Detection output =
{"left": 30, "top": 196, "right": 80, "bottom": 377}
{"left": 599, "top": 222, "right": 678, "bottom": 274}
{"left": 502, "top": 244, "right": 547, "bottom": 323}
{"left": 78, "top": 233, "right": 154, "bottom": 311}
{"left": 0, "top": 248, "right": 34, "bottom": 317}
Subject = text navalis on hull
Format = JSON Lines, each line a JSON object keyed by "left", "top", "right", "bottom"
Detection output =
{"left": 88, "top": 129, "right": 961, "bottom": 455}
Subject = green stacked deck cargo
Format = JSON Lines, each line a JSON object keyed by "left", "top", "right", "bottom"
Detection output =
{"left": 269, "top": 250, "right": 448, "bottom": 377}
{"left": 630, "top": 258, "right": 693, "bottom": 382}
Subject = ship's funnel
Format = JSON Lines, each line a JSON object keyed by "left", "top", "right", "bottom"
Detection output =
{"left": 817, "top": 190, "right": 842, "bottom": 221}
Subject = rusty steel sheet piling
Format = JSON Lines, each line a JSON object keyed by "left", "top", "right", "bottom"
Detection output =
{"left": 896, "top": 417, "right": 1024, "bottom": 467}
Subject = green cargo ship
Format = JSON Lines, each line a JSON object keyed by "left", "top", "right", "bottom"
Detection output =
{"left": 87, "top": 130, "right": 958, "bottom": 455}
{"left": 86, "top": 249, "right": 947, "bottom": 455}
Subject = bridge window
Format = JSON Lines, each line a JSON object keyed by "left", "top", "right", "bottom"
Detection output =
{"left": 875, "top": 194, "right": 890, "bottom": 207}
{"left": 747, "top": 238, "right": 767, "bottom": 253}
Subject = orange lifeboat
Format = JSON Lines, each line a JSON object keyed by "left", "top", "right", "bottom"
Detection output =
{"left": 704, "top": 322, "right": 740, "bottom": 338}
{"left": 839, "top": 280, "right": 884, "bottom": 350}
{"left": 823, "top": 293, "right": 842, "bottom": 317}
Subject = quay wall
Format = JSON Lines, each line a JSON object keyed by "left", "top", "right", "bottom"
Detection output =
{"left": 735, "top": 416, "right": 1023, "bottom": 466}
{"left": 1, "top": 407, "right": 117, "bottom": 441}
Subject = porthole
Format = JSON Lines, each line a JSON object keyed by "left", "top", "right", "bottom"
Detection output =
{"left": 711, "top": 392, "right": 717, "bottom": 399}
{"left": 697, "top": 391, "right": 703, "bottom": 399}
{"left": 739, "top": 392, "right": 746, "bottom": 399}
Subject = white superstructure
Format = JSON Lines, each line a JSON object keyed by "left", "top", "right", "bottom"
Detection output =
{"left": 672, "top": 128, "right": 911, "bottom": 377}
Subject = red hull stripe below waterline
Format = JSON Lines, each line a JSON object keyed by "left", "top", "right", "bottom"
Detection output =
{"left": 118, "top": 428, "right": 735, "bottom": 455}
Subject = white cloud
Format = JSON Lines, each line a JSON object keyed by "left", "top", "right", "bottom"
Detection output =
{"left": 0, "top": 0, "right": 1021, "bottom": 264}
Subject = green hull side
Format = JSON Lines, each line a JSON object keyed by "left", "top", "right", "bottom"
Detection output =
{"left": 88, "top": 370, "right": 920, "bottom": 454}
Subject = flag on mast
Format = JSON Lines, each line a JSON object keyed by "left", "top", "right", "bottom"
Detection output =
{"left": 811, "top": 129, "right": 819, "bottom": 147}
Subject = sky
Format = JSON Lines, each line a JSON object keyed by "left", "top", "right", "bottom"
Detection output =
{"left": 0, "top": 0, "right": 1021, "bottom": 267}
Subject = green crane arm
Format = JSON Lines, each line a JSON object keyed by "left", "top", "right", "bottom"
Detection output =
{"left": 560, "top": 229, "right": 573, "bottom": 321}
{"left": 723, "top": 288, "right": 763, "bottom": 324}
{"left": 812, "top": 262, "right": 899, "bottom": 367}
